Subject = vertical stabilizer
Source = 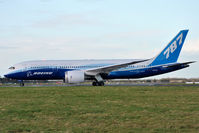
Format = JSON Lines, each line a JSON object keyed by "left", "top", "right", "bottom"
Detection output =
{"left": 149, "top": 30, "right": 188, "bottom": 66}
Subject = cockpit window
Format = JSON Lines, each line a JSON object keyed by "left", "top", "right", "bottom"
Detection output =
{"left": 9, "top": 66, "right": 15, "bottom": 70}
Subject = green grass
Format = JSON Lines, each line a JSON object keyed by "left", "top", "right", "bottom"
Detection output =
{"left": 0, "top": 86, "right": 199, "bottom": 133}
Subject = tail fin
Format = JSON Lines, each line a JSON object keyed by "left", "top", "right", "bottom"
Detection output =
{"left": 149, "top": 30, "right": 188, "bottom": 66}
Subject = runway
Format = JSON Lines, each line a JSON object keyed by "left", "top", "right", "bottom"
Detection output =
{"left": 1, "top": 83, "right": 199, "bottom": 87}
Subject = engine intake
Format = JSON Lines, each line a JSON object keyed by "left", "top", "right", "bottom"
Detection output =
{"left": 65, "top": 71, "right": 85, "bottom": 83}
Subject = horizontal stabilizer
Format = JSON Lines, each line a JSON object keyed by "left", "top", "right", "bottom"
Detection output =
{"left": 162, "top": 61, "right": 196, "bottom": 68}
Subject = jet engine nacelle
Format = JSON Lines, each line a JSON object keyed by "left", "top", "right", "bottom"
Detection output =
{"left": 65, "top": 71, "right": 85, "bottom": 83}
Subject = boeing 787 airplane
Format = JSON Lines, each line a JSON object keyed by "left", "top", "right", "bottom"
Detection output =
{"left": 4, "top": 30, "right": 195, "bottom": 86}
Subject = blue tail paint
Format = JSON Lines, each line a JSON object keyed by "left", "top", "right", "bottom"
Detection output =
{"left": 150, "top": 30, "right": 188, "bottom": 66}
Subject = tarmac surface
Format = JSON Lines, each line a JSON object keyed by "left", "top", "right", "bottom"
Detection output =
{"left": 1, "top": 83, "right": 199, "bottom": 87}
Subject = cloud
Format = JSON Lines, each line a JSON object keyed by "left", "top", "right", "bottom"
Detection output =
{"left": 76, "top": 0, "right": 105, "bottom": 2}
{"left": 183, "top": 38, "right": 199, "bottom": 53}
{"left": 0, "top": 46, "right": 18, "bottom": 49}
{"left": 0, "top": 29, "right": 164, "bottom": 61}
{"left": 104, "top": 30, "right": 164, "bottom": 39}
{"left": 39, "top": 0, "right": 53, "bottom": 2}
{"left": 33, "top": 14, "right": 101, "bottom": 28}
{"left": 0, "top": 35, "right": 145, "bottom": 61}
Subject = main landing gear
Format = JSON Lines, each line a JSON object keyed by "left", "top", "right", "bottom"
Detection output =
{"left": 92, "top": 81, "right": 105, "bottom": 86}
{"left": 91, "top": 74, "right": 105, "bottom": 86}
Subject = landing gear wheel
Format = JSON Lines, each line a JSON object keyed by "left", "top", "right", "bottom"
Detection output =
{"left": 92, "top": 81, "right": 105, "bottom": 86}
{"left": 92, "top": 82, "right": 97, "bottom": 86}
{"left": 99, "top": 81, "right": 104, "bottom": 86}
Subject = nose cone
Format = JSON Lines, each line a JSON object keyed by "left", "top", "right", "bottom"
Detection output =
{"left": 4, "top": 73, "right": 16, "bottom": 79}
{"left": 4, "top": 73, "right": 11, "bottom": 78}
{"left": 4, "top": 71, "right": 25, "bottom": 80}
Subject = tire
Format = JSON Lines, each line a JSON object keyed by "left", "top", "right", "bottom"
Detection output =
{"left": 92, "top": 81, "right": 105, "bottom": 86}
{"left": 92, "top": 82, "right": 97, "bottom": 86}
{"left": 99, "top": 81, "right": 104, "bottom": 86}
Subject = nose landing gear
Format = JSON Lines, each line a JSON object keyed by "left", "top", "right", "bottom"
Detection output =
{"left": 19, "top": 80, "right": 24, "bottom": 87}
